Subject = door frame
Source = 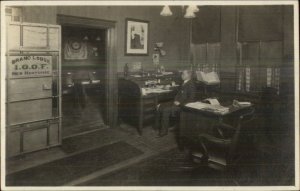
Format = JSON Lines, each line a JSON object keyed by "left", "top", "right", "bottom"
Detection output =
{"left": 57, "top": 14, "right": 118, "bottom": 128}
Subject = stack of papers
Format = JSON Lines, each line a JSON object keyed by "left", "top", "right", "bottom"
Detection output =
{"left": 141, "top": 88, "right": 171, "bottom": 95}
{"left": 204, "top": 98, "right": 220, "bottom": 105}
{"left": 233, "top": 100, "right": 252, "bottom": 107}
{"left": 81, "top": 81, "right": 90, "bottom": 85}
{"left": 130, "top": 74, "right": 142, "bottom": 78}
{"left": 162, "top": 71, "right": 174, "bottom": 75}
{"left": 91, "top": 80, "right": 101, "bottom": 84}
{"left": 185, "top": 102, "right": 209, "bottom": 110}
{"left": 185, "top": 102, "right": 229, "bottom": 114}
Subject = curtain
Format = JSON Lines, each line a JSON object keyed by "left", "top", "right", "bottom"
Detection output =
{"left": 238, "top": 6, "right": 283, "bottom": 42}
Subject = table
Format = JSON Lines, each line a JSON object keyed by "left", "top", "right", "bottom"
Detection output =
{"left": 179, "top": 103, "right": 254, "bottom": 149}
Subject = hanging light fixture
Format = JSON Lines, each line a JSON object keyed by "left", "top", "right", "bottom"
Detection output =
{"left": 160, "top": 5, "right": 172, "bottom": 16}
{"left": 83, "top": 35, "right": 89, "bottom": 41}
{"left": 190, "top": 5, "right": 199, "bottom": 13}
{"left": 184, "top": 6, "right": 196, "bottom": 18}
{"left": 96, "top": 36, "right": 101, "bottom": 41}
{"left": 160, "top": 5, "right": 199, "bottom": 18}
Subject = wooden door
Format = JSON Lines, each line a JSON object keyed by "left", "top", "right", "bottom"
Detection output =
{"left": 6, "top": 22, "right": 61, "bottom": 157}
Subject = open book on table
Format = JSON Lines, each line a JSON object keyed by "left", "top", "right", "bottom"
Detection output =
{"left": 196, "top": 71, "right": 220, "bottom": 85}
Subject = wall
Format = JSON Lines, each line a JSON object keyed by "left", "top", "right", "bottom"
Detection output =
{"left": 22, "top": 6, "right": 191, "bottom": 72}
{"left": 191, "top": 5, "right": 294, "bottom": 93}
{"left": 20, "top": 5, "right": 295, "bottom": 92}
{"left": 219, "top": 6, "right": 238, "bottom": 91}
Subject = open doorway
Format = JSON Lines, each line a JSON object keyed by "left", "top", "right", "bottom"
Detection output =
{"left": 61, "top": 25, "right": 108, "bottom": 138}
{"left": 58, "top": 15, "right": 118, "bottom": 139}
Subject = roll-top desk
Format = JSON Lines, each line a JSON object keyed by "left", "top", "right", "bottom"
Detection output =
{"left": 118, "top": 73, "right": 180, "bottom": 135}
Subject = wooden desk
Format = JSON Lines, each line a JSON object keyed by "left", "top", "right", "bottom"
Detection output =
{"left": 118, "top": 77, "right": 179, "bottom": 135}
{"left": 179, "top": 104, "right": 253, "bottom": 149}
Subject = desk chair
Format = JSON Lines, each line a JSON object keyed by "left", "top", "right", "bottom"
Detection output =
{"left": 192, "top": 108, "right": 255, "bottom": 172}
{"left": 260, "top": 87, "right": 279, "bottom": 142}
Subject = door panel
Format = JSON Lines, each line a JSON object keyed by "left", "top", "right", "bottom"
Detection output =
{"left": 8, "top": 99, "right": 52, "bottom": 125}
{"left": 23, "top": 128, "right": 48, "bottom": 152}
{"left": 8, "top": 77, "right": 52, "bottom": 101}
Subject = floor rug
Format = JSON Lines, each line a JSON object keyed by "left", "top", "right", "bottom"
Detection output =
{"left": 6, "top": 141, "right": 143, "bottom": 186}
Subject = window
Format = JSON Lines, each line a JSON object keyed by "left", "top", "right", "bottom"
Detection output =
{"left": 5, "top": 7, "right": 23, "bottom": 23}
{"left": 191, "top": 42, "right": 221, "bottom": 73}
{"left": 236, "top": 41, "right": 282, "bottom": 94}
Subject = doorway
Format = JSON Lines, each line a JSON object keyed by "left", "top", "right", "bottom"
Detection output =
{"left": 57, "top": 15, "right": 117, "bottom": 138}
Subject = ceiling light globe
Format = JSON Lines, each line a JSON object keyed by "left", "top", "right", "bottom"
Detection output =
{"left": 160, "top": 6, "right": 173, "bottom": 16}
{"left": 184, "top": 6, "right": 196, "bottom": 18}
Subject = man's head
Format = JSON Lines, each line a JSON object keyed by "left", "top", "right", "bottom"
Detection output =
{"left": 181, "top": 70, "right": 192, "bottom": 81}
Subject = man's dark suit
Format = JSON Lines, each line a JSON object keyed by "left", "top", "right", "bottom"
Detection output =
{"left": 156, "top": 80, "right": 196, "bottom": 135}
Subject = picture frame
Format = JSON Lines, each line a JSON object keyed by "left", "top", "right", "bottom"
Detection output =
{"left": 125, "top": 18, "right": 149, "bottom": 55}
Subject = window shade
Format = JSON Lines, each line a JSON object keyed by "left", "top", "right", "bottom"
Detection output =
{"left": 192, "top": 6, "right": 221, "bottom": 43}
{"left": 237, "top": 41, "right": 282, "bottom": 93}
{"left": 238, "top": 6, "right": 283, "bottom": 42}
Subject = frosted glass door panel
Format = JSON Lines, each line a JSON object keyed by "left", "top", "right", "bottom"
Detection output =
{"left": 8, "top": 77, "right": 52, "bottom": 101}
{"left": 7, "top": 24, "right": 21, "bottom": 50}
{"left": 23, "top": 26, "right": 47, "bottom": 47}
{"left": 49, "top": 28, "right": 59, "bottom": 50}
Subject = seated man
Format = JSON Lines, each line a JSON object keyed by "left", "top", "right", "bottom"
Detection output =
{"left": 156, "top": 70, "right": 196, "bottom": 137}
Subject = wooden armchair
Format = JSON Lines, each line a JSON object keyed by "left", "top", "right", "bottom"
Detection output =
{"left": 192, "top": 108, "right": 256, "bottom": 171}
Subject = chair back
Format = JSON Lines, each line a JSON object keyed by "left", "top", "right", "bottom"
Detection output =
{"left": 228, "top": 107, "right": 255, "bottom": 163}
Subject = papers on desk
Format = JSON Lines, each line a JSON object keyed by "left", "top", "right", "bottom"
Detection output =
{"left": 161, "top": 71, "right": 173, "bottom": 75}
{"left": 185, "top": 101, "right": 229, "bottom": 115}
{"left": 91, "top": 80, "right": 101, "bottom": 84}
{"left": 141, "top": 87, "right": 172, "bottom": 96}
{"left": 233, "top": 100, "right": 252, "bottom": 107}
{"left": 81, "top": 80, "right": 90, "bottom": 85}
{"left": 130, "top": 74, "right": 142, "bottom": 78}
{"left": 185, "top": 102, "right": 208, "bottom": 110}
{"left": 204, "top": 98, "right": 220, "bottom": 106}
{"left": 81, "top": 80, "right": 101, "bottom": 85}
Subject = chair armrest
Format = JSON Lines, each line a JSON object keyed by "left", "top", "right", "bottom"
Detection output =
{"left": 239, "top": 108, "right": 255, "bottom": 123}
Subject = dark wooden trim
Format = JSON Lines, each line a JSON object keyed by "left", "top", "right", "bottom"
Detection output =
{"left": 106, "top": 26, "right": 118, "bottom": 128}
{"left": 57, "top": 14, "right": 116, "bottom": 29}
{"left": 124, "top": 18, "right": 149, "bottom": 56}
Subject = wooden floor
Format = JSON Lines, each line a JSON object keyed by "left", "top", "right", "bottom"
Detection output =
{"left": 62, "top": 91, "right": 106, "bottom": 138}
{"left": 6, "top": 109, "right": 295, "bottom": 186}
{"left": 6, "top": 123, "right": 178, "bottom": 186}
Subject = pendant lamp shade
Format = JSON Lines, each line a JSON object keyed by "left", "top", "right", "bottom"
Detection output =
{"left": 160, "top": 6, "right": 173, "bottom": 16}
{"left": 190, "top": 5, "right": 199, "bottom": 12}
{"left": 184, "top": 6, "right": 196, "bottom": 18}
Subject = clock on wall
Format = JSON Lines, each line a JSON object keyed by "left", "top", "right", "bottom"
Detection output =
{"left": 71, "top": 41, "right": 82, "bottom": 50}
{"left": 64, "top": 39, "right": 88, "bottom": 60}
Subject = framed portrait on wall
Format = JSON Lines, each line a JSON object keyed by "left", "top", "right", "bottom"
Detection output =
{"left": 125, "top": 18, "right": 149, "bottom": 55}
